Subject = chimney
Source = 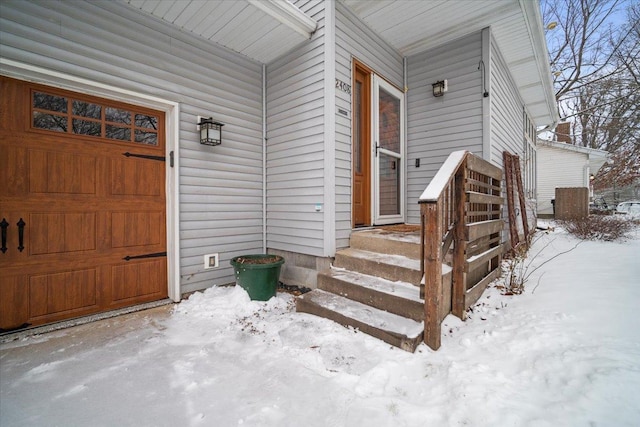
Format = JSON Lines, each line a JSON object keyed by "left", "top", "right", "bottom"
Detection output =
{"left": 555, "top": 122, "right": 572, "bottom": 144}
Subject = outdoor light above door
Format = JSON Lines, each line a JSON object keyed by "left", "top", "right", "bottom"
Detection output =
{"left": 198, "top": 117, "right": 224, "bottom": 146}
{"left": 432, "top": 80, "right": 447, "bottom": 97}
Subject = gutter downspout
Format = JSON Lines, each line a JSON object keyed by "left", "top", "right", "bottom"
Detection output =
{"left": 262, "top": 63, "right": 267, "bottom": 252}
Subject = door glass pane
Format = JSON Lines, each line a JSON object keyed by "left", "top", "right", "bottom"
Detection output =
{"left": 33, "top": 92, "right": 67, "bottom": 113}
{"left": 73, "top": 100, "right": 101, "bottom": 119}
{"left": 106, "top": 125, "right": 131, "bottom": 141}
{"left": 105, "top": 107, "right": 131, "bottom": 124}
{"left": 379, "top": 88, "right": 400, "bottom": 153}
{"left": 379, "top": 152, "right": 400, "bottom": 215}
{"left": 73, "top": 119, "right": 101, "bottom": 136}
{"left": 135, "top": 114, "right": 158, "bottom": 129}
{"left": 33, "top": 112, "right": 67, "bottom": 132}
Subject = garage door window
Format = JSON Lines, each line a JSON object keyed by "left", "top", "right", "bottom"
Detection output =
{"left": 32, "top": 90, "right": 159, "bottom": 146}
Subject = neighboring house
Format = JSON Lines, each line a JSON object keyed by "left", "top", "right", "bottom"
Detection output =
{"left": 536, "top": 139, "right": 609, "bottom": 217}
{"left": 0, "top": 0, "right": 558, "bottom": 332}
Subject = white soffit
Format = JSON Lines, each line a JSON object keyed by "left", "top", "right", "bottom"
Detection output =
{"left": 122, "top": 0, "right": 316, "bottom": 64}
{"left": 341, "top": 0, "right": 559, "bottom": 128}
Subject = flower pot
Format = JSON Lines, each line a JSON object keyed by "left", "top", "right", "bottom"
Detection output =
{"left": 230, "top": 254, "right": 285, "bottom": 301}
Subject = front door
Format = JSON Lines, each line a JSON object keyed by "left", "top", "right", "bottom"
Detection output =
{"left": 352, "top": 63, "right": 371, "bottom": 227}
{"left": 373, "top": 76, "right": 405, "bottom": 224}
{"left": 0, "top": 77, "right": 168, "bottom": 331}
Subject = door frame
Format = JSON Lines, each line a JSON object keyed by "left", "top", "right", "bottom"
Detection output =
{"left": 372, "top": 75, "right": 405, "bottom": 225}
{"left": 0, "top": 59, "right": 181, "bottom": 302}
{"left": 351, "top": 60, "right": 372, "bottom": 227}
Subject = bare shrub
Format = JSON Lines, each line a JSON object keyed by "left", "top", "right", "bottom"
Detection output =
{"left": 561, "top": 215, "right": 632, "bottom": 241}
{"left": 501, "top": 232, "right": 581, "bottom": 295}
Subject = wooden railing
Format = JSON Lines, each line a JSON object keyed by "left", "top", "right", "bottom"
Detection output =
{"left": 419, "top": 151, "right": 503, "bottom": 350}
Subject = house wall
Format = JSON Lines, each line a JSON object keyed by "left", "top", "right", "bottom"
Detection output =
{"left": 489, "top": 34, "right": 528, "bottom": 168}
{"left": 0, "top": 0, "right": 264, "bottom": 294}
{"left": 264, "top": 0, "right": 333, "bottom": 288}
{"left": 537, "top": 145, "right": 588, "bottom": 215}
{"left": 335, "top": 2, "right": 404, "bottom": 246}
{"left": 266, "top": 0, "right": 326, "bottom": 258}
{"left": 490, "top": 33, "right": 540, "bottom": 234}
{"left": 406, "top": 32, "right": 484, "bottom": 224}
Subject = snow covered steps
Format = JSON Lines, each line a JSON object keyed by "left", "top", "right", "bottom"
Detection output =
{"left": 296, "top": 289, "right": 424, "bottom": 352}
{"left": 317, "top": 268, "right": 424, "bottom": 321}
{"left": 296, "top": 228, "right": 428, "bottom": 352}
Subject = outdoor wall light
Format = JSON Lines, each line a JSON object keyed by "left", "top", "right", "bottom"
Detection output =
{"left": 198, "top": 117, "right": 224, "bottom": 146}
{"left": 432, "top": 80, "right": 447, "bottom": 97}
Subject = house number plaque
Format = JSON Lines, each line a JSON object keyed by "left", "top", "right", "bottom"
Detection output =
{"left": 335, "top": 78, "right": 351, "bottom": 95}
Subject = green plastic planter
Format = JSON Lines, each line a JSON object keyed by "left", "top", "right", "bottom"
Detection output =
{"left": 230, "top": 254, "right": 285, "bottom": 301}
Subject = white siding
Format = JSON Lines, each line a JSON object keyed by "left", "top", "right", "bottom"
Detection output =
{"left": 0, "top": 0, "right": 264, "bottom": 294}
{"left": 265, "top": 0, "right": 326, "bottom": 257}
{"left": 406, "top": 32, "right": 484, "bottom": 224}
{"left": 537, "top": 146, "right": 588, "bottom": 215}
{"left": 489, "top": 34, "right": 539, "bottom": 232}
{"left": 489, "top": 34, "right": 526, "bottom": 168}
{"left": 335, "top": 2, "right": 403, "bottom": 248}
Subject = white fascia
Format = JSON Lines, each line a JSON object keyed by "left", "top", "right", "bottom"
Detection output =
{"left": 520, "top": 0, "right": 560, "bottom": 128}
{"left": 248, "top": 0, "right": 317, "bottom": 39}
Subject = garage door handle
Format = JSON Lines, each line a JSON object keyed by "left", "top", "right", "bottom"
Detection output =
{"left": 123, "top": 152, "right": 165, "bottom": 162}
{"left": 123, "top": 251, "right": 167, "bottom": 261}
{"left": 1, "top": 218, "right": 7, "bottom": 253}
{"left": 17, "top": 218, "right": 25, "bottom": 252}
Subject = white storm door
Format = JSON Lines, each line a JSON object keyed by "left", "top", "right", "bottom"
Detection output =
{"left": 373, "top": 76, "right": 405, "bottom": 225}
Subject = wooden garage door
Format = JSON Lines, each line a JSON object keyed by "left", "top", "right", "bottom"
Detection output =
{"left": 0, "top": 77, "right": 167, "bottom": 332}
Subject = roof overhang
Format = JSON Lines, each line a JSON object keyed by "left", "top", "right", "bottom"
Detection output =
{"left": 341, "top": 0, "right": 559, "bottom": 128}
{"left": 118, "top": 1, "right": 558, "bottom": 128}
{"left": 120, "top": 0, "right": 316, "bottom": 64}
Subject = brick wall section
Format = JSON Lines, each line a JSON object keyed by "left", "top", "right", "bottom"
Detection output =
{"left": 555, "top": 122, "right": 572, "bottom": 144}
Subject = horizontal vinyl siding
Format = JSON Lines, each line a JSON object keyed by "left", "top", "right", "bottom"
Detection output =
{"left": 406, "top": 32, "right": 484, "bottom": 224}
{"left": 0, "top": 0, "right": 264, "bottom": 294}
{"left": 335, "top": 2, "right": 403, "bottom": 248}
{"left": 489, "top": 35, "right": 525, "bottom": 168}
{"left": 266, "top": 0, "right": 326, "bottom": 257}
{"left": 537, "top": 146, "right": 588, "bottom": 215}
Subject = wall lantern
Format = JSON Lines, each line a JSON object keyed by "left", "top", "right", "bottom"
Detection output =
{"left": 198, "top": 117, "right": 224, "bottom": 146}
{"left": 432, "top": 80, "right": 447, "bottom": 97}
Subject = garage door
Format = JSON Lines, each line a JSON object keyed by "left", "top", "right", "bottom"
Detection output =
{"left": 0, "top": 77, "right": 168, "bottom": 332}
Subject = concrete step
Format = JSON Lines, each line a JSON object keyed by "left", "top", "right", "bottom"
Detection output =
{"left": 350, "top": 229, "right": 421, "bottom": 260}
{"left": 318, "top": 268, "right": 424, "bottom": 321}
{"left": 334, "top": 248, "right": 422, "bottom": 284}
{"left": 296, "top": 289, "right": 424, "bottom": 352}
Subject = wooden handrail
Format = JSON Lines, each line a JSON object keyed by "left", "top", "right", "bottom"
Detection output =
{"left": 419, "top": 151, "right": 503, "bottom": 350}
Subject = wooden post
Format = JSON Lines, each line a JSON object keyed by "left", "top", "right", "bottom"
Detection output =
{"left": 512, "top": 157, "right": 530, "bottom": 243}
{"left": 503, "top": 152, "right": 518, "bottom": 250}
{"left": 422, "top": 202, "right": 442, "bottom": 350}
{"left": 452, "top": 164, "right": 467, "bottom": 319}
{"left": 419, "top": 211, "right": 425, "bottom": 299}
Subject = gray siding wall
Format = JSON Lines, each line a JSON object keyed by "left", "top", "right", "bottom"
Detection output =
{"left": 335, "top": 2, "right": 403, "bottom": 248}
{"left": 0, "top": 0, "right": 264, "bottom": 294}
{"left": 406, "top": 32, "right": 484, "bottom": 224}
{"left": 265, "top": 0, "right": 326, "bottom": 257}
{"left": 489, "top": 35, "right": 526, "bottom": 168}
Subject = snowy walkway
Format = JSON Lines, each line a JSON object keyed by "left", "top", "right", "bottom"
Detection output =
{"left": 1, "top": 225, "right": 639, "bottom": 426}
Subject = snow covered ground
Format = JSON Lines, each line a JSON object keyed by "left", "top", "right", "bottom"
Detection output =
{"left": 1, "top": 222, "right": 639, "bottom": 427}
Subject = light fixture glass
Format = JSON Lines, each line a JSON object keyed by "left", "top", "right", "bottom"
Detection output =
{"left": 432, "top": 80, "right": 446, "bottom": 97}
{"left": 198, "top": 117, "right": 224, "bottom": 146}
